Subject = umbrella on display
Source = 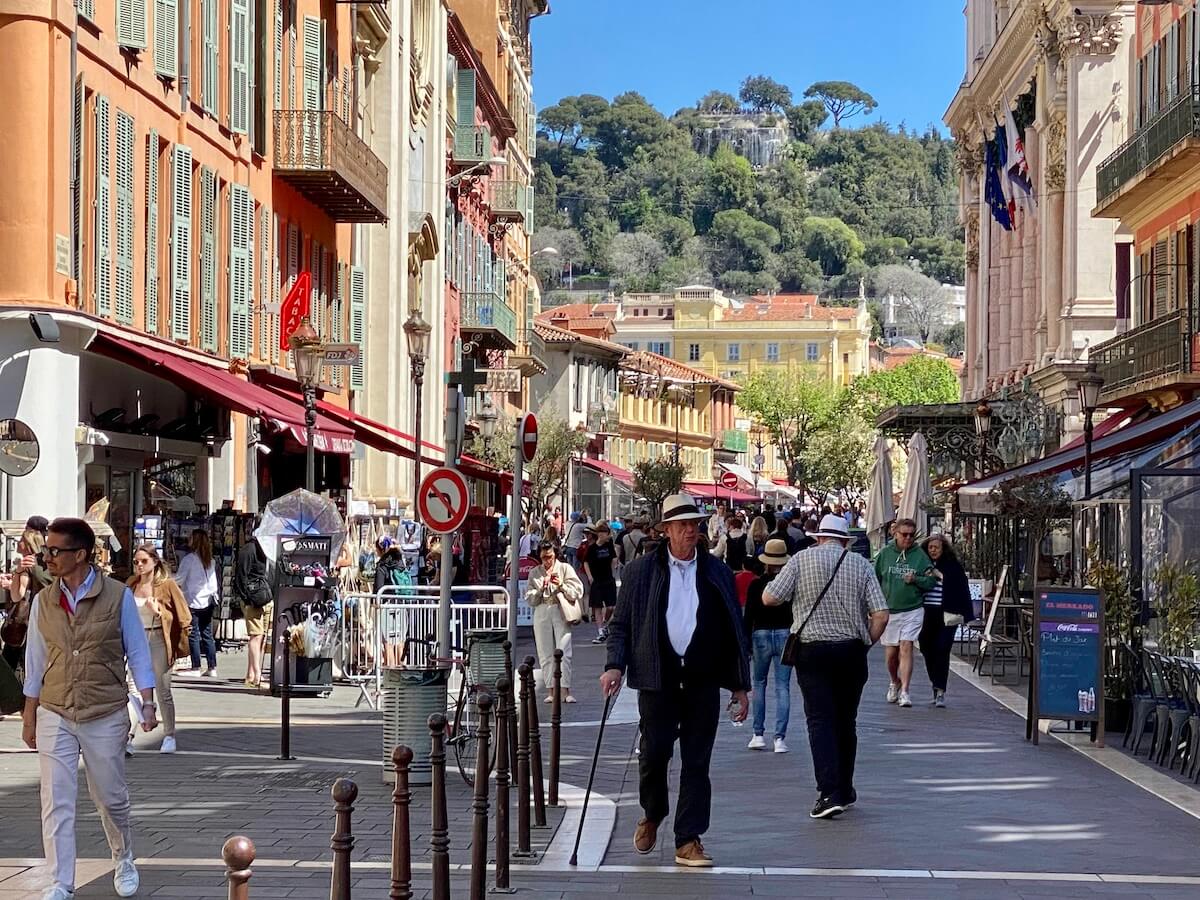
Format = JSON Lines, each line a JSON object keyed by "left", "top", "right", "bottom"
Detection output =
{"left": 865, "top": 434, "right": 895, "bottom": 552}
{"left": 897, "top": 432, "right": 932, "bottom": 538}
{"left": 254, "top": 488, "right": 345, "bottom": 565}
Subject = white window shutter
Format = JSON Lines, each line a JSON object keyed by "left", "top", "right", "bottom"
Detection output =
{"left": 229, "top": 185, "right": 253, "bottom": 359}
{"left": 94, "top": 94, "right": 112, "bottom": 318}
{"left": 231, "top": 0, "right": 250, "bottom": 133}
{"left": 118, "top": 0, "right": 147, "bottom": 50}
{"left": 528, "top": 110, "right": 536, "bottom": 159}
{"left": 77, "top": 0, "right": 95, "bottom": 21}
{"left": 200, "top": 168, "right": 217, "bottom": 351}
{"left": 312, "top": 241, "right": 323, "bottom": 335}
{"left": 341, "top": 67, "right": 350, "bottom": 123}
{"left": 259, "top": 205, "right": 270, "bottom": 359}
{"left": 495, "top": 257, "right": 506, "bottom": 303}
{"left": 330, "top": 261, "right": 343, "bottom": 386}
{"left": 155, "top": 0, "right": 178, "bottom": 79}
{"left": 302, "top": 16, "right": 322, "bottom": 112}
{"left": 114, "top": 109, "right": 135, "bottom": 325}
{"left": 145, "top": 129, "right": 159, "bottom": 334}
{"left": 349, "top": 265, "right": 365, "bottom": 389}
{"left": 288, "top": 27, "right": 297, "bottom": 109}
{"left": 272, "top": 214, "right": 282, "bottom": 363}
{"left": 273, "top": 0, "right": 283, "bottom": 110}
{"left": 170, "top": 144, "right": 193, "bottom": 341}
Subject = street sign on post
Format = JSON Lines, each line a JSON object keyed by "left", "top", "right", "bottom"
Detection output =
{"left": 720, "top": 471, "right": 739, "bottom": 490}
{"left": 418, "top": 466, "right": 471, "bottom": 535}
{"left": 519, "top": 413, "right": 538, "bottom": 463}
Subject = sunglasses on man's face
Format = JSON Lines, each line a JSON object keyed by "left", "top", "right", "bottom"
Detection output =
{"left": 44, "top": 545, "right": 83, "bottom": 559}
{"left": 897, "top": 531, "right": 915, "bottom": 539}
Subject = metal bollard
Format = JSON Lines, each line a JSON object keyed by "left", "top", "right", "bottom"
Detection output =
{"left": 222, "top": 835, "right": 255, "bottom": 900}
{"left": 549, "top": 649, "right": 563, "bottom": 807}
{"left": 524, "top": 655, "right": 547, "bottom": 827}
{"left": 492, "top": 677, "right": 514, "bottom": 893}
{"left": 389, "top": 746, "right": 413, "bottom": 900}
{"left": 469, "top": 692, "right": 493, "bottom": 900}
{"left": 513, "top": 663, "right": 534, "bottom": 857}
{"left": 501, "top": 640, "right": 518, "bottom": 787}
{"left": 429, "top": 713, "right": 451, "bottom": 900}
{"left": 329, "top": 778, "right": 358, "bottom": 900}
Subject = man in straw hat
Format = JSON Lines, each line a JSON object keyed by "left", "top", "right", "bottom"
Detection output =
{"left": 601, "top": 494, "right": 750, "bottom": 867}
{"left": 763, "top": 513, "right": 889, "bottom": 820}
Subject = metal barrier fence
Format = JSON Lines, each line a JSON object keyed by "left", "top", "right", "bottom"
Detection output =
{"left": 337, "top": 585, "right": 508, "bottom": 708}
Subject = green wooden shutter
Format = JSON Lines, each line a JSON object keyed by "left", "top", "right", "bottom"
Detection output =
{"left": 272, "top": 214, "right": 282, "bottom": 363}
{"left": 526, "top": 184, "right": 534, "bottom": 233}
{"left": 77, "top": 0, "right": 95, "bottom": 21}
{"left": 155, "top": 0, "right": 178, "bottom": 78}
{"left": 495, "top": 257, "right": 506, "bottom": 303}
{"left": 145, "top": 129, "right": 159, "bottom": 334}
{"left": 273, "top": 0, "right": 283, "bottom": 109}
{"left": 200, "top": 0, "right": 217, "bottom": 112}
{"left": 94, "top": 94, "right": 112, "bottom": 318}
{"left": 302, "top": 16, "right": 322, "bottom": 111}
{"left": 114, "top": 109, "right": 135, "bottom": 325}
{"left": 229, "top": 184, "right": 253, "bottom": 359}
{"left": 117, "top": 0, "right": 147, "bottom": 49}
{"left": 456, "top": 68, "right": 476, "bottom": 126}
{"left": 288, "top": 27, "right": 296, "bottom": 109}
{"left": 259, "top": 205, "right": 270, "bottom": 359}
{"left": 170, "top": 144, "right": 192, "bottom": 340}
{"left": 72, "top": 76, "right": 85, "bottom": 286}
{"left": 528, "top": 110, "right": 536, "bottom": 159}
{"left": 231, "top": 0, "right": 250, "bottom": 134}
{"left": 330, "top": 261, "right": 343, "bottom": 386}
{"left": 199, "top": 167, "right": 217, "bottom": 351}
{"left": 349, "top": 265, "right": 365, "bottom": 389}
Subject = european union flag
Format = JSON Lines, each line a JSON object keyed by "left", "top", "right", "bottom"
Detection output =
{"left": 985, "top": 130, "right": 1013, "bottom": 232}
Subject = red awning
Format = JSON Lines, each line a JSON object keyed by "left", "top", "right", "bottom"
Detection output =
{"left": 580, "top": 458, "right": 634, "bottom": 485}
{"left": 1058, "top": 402, "right": 1147, "bottom": 451}
{"left": 313, "top": 399, "right": 444, "bottom": 466}
{"left": 682, "top": 481, "right": 759, "bottom": 504}
{"left": 91, "top": 333, "right": 354, "bottom": 453}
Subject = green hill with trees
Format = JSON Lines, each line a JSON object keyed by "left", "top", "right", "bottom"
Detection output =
{"left": 532, "top": 76, "right": 963, "bottom": 305}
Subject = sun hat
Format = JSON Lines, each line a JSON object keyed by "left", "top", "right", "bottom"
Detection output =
{"left": 658, "top": 494, "right": 708, "bottom": 524}
{"left": 814, "top": 514, "right": 852, "bottom": 541}
{"left": 758, "top": 538, "right": 790, "bottom": 566}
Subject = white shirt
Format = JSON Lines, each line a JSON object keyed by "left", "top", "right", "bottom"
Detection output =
{"left": 23, "top": 567, "right": 157, "bottom": 699}
{"left": 666, "top": 550, "right": 699, "bottom": 658}
{"left": 176, "top": 551, "right": 219, "bottom": 610}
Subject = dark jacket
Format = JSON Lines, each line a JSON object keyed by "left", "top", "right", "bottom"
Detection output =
{"left": 233, "top": 541, "right": 273, "bottom": 608}
{"left": 934, "top": 554, "right": 974, "bottom": 620}
{"left": 374, "top": 550, "right": 407, "bottom": 593}
{"left": 605, "top": 543, "right": 750, "bottom": 693}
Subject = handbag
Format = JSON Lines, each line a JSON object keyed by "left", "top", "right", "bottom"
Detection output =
{"left": 0, "top": 654, "right": 23, "bottom": 715}
{"left": 781, "top": 546, "right": 851, "bottom": 667}
{"left": 559, "top": 591, "right": 583, "bottom": 625}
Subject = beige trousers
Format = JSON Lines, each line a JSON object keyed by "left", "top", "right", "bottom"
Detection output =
{"left": 532, "top": 602, "right": 573, "bottom": 689}
{"left": 37, "top": 705, "right": 134, "bottom": 894}
{"left": 127, "top": 627, "right": 176, "bottom": 736}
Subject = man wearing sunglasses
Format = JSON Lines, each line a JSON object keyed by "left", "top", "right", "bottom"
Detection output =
{"left": 20, "top": 518, "right": 158, "bottom": 900}
{"left": 873, "top": 518, "right": 936, "bottom": 708}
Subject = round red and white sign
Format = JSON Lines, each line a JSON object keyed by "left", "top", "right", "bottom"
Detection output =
{"left": 417, "top": 466, "right": 471, "bottom": 534}
{"left": 720, "top": 471, "right": 739, "bottom": 490}
{"left": 519, "top": 413, "right": 538, "bottom": 463}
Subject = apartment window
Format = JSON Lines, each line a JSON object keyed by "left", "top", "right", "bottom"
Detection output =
{"left": 573, "top": 358, "right": 583, "bottom": 412}
{"left": 806, "top": 342, "right": 819, "bottom": 362}
{"left": 766, "top": 342, "right": 779, "bottom": 363}
{"left": 621, "top": 341, "right": 639, "bottom": 351}
{"left": 649, "top": 341, "right": 670, "bottom": 356}
{"left": 727, "top": 343, "right": 740, "bottom": 362}
{"left": 688, "top": 343, "right": 700, "bottom": 362}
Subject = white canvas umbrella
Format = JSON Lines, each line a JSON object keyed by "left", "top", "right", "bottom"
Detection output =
{"left": 898, "top": 432, "right": 932, "bottom": 538}
{"left": 865, "top": 434, "right": 895, "bottom": 551}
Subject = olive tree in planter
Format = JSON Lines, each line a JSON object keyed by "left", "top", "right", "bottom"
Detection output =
{"left": 1085, "top": 544, "right": 1139, "bottom": 732}
{"left": 1150, "top": 561, "right": 1200, "bottom": 656}
{"left": 988, "top": 474, "right": 1072, "bottom": 593}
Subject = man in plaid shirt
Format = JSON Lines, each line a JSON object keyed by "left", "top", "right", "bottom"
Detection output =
{"left": 764, "top": 514, "right": 889, "bottom": 820}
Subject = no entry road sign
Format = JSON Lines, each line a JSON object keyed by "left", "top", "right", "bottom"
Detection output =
{"left": 417, "top": 466, "right": 470, "bottom": 534}
{"left": 519, "top": 413, "right": 538, "bottom": 463}
{"left": 720, "top": 471, "right": 739, "bottom": 490}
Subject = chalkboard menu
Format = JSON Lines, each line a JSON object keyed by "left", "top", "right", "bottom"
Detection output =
{"left": 1030, "top": 586, "right": 1104, "bottom": 747}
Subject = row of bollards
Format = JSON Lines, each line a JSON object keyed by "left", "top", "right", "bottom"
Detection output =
{"left": 222, "top": 642, "right": 565, "bottom": 898}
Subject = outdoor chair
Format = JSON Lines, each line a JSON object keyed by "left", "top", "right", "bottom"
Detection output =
{"left": 1122, "top": 644, "right": 1159, "bottom": 753}
{"left": 1172, "top": 658, "right": 1200, "bottom": 777}
{"left": 1153, "top": 655, "right": 1194, "bottom": 769}
{"left": 1139, "top": 652, "right": 1186, "bottom": 763}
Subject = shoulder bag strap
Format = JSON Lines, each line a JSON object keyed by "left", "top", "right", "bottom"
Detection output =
{"left": 795, "top": 546, "right": 851, "bottom": 637}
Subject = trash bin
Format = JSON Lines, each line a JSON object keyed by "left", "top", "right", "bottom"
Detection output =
{"left": 466, "top": 629, "right": 507, "bottom": 692}
{"left": 382, "top": 666, "right": 450, "bottom": 785}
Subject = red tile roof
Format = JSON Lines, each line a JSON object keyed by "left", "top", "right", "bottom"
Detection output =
{"left": 724, "top": 301, "right": 860, "bottom": 322}
{"left": 533, "top": 321, "right": 629, "bottom": 355}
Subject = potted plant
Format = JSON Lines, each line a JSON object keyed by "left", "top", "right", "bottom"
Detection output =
{"left": 1151, "top": 561, "right": 1200, "bottom": 656}
{"left": 1084, "top": 545, "right": 1137, "bottom": 732}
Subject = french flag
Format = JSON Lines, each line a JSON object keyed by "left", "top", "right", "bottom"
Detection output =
{"left": 1005, "top": 107, "right": 1034, "bottom": 214}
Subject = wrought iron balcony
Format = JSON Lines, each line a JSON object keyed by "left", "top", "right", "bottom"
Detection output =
{"left": 273, "top": 110, "right": 387, "bottom": 223}
{"left": 509, "top": 326, "right": 547, "bottom": 376}
{"left": 489, "top": 181, "right": 527, "bottom": 221}
{"left": 453, "top": 125, "right": 492, "bottom": 164}
{"left": 1095, "top": 85, "right": 1200, "bottom": 218}
{"left": 1090, "top": 309, "right": 1200, "bottom": 402}
{"left": 460, "top": 291, "right": 517, "bottom": 349}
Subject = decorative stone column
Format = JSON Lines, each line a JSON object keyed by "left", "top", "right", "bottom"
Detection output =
{"left": 1042, "top": 116, "right": 1067, "bottom": 361}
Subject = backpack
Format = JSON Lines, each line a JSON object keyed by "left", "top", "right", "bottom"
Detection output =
{"left": 386, "top": 561, "right": 412, "bottom": 588}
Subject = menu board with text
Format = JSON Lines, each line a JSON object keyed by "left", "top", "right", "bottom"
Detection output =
{"left": 1031, "top": 586, "right": 1104, "bottom": 747}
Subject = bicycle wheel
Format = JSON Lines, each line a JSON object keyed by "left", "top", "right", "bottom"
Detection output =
{"left": 453, "top": 687, "right": 498, "bottom": 788}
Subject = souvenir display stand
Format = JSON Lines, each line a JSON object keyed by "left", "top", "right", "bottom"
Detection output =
{"left": 270, "top": 534, "right": 338, "bottom": 698}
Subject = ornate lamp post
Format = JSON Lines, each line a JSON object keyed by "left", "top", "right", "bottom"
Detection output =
{"left": 289, "top": 317, "right": 323, "bottom": 492}
{"left": 1077, "top": 369, "right": 1105, "bottom": 499}
{"left": 478, "top": 395, "right": 500, "bottom": 442}
{"left": 403, "top": 308, "right": 433, "bottom": 507}
{"left": 973, "top": 400, "right": 993, "bottom": 479}
{"left": 710, "top": 459, "right": 722, "bottom": 513}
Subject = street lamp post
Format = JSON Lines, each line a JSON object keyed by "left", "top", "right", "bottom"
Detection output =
{"left": 974, "top": 400, "right": 993, "bottom": 480}
{"left": 1078, "top": 369, "right": 1105, "bottom": 499}
{"left": 711, "top": 460, "right": 722, "bottom": 515}
{"left": 404, "top": 308, "right": 433, "bottom": 510}
{"left": 289, "top": 317, "right": 323, "bottom": 493}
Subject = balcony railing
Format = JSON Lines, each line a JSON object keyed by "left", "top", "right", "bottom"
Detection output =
{"left": 489, "top": 181, "right": 527, "bottom": 220}
{"left": 454, "top": 125, "right": 492, "bottom": 164}
{"left": 1091, "top": 309, "right": 1191, "bottom": 401}
{"left": 461, "top": 291, "right": 517, "bottom": 346}
{"left": 273, "top": 110, "right": 387, "bottom": 223}
{"left": 1096, "top": 85, "right": 1200, "bottom": 209}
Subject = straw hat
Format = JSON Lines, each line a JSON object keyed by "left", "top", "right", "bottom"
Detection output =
{"left": 758, "top": 538, "right": 790, "bottom": 566}
{"left": 658, "top": 494, "right": 707, "bottom": 524}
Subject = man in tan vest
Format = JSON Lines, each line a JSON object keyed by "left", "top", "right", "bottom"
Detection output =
{"left": 21, "top": 518, "right": 158, "bottom": 900}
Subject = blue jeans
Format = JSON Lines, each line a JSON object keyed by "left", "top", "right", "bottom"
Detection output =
{"left": 751, "top": 628, "right": 793, "bottom": 739}
{"left": 189, "top": 604, "right": 217, "bottom": 670}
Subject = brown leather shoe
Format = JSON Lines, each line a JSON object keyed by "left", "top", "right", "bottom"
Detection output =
{"left": 633, "top": 818, "right": 658, "bottom": 854}
{"left": 674, "top": 839, "right": 713, "bottom": 867}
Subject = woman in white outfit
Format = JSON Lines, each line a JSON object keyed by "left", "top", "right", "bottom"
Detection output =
{"left": 525, "top": 543, "right": 583, "bottom": 704}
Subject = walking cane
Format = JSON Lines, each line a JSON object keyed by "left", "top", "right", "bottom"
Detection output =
{"left": 568, "top": 692, "right": 614, "bottom": 867}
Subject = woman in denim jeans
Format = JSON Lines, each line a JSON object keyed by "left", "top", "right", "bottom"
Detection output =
{"left": 742, "top": 539, "right": 794, "bottom": 753}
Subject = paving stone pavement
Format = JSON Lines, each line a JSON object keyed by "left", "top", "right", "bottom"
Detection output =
{"left": 2, "top": 630, "right": 1200, "bottom": 898}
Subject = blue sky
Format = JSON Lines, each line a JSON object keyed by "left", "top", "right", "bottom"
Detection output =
{"left": 531, "top": 1, "right": 965, "bottom": 134}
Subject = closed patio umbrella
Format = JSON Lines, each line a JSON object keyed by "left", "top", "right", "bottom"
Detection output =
{"left": 897, "top": 432, "right": 932, "bottom": 537}
{"left": 865, "top": 434, "right": 895, "bottom": 552}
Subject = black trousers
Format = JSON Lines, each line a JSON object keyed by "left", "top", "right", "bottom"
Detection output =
{"left": 918, "top": 607, "right": 957, "bottom": 693}
{"left": 794, "top": 640, "right": 868, "bottom": 804}
{"left": 637, "top": 679, "right": 720, "bottom": 848}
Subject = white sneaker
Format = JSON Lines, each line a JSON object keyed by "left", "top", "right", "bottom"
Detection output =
{"left": 201, "top": 667, "right": 217, "bottom": 678}
{"left": 933, "top": 691, "right": 946, "bottom": 709}
{"left": 160, "top": 736, "right": 177, "bottom": 754}
{"left": 747, "top": 734, "right": 766, "bottom": 750}
{"left": 898, "top": 691, "right": 912, "bottom": 708}
{"left": 773, "top": 737, "right": 790, "bottom": 754}
{"left": 113, "top": 857, "right": 139, "bottom": 897}
{"left": 125, "top": 740, "right": 134, "bottom": 757}
{"left": 41, "top": 886, "right": 73, "bottom": 900}
{"left": 886, "top": 682, "right": 899, "bottom": 703}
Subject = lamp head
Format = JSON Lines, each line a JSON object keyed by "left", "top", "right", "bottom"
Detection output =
{"left": 403, "top": 308, "right": 432, "bottom": 361}
{"left": 974, "top": 400, "right": 993, "bottom": 436}
{"left": 1077, "top": 370, "right": 1105, "bottom": 414}
{"left": 478, "top": 395, "right": 499, "bottom": 440}
{"left": 289, "top": 317, "right": 322, "bottom": 387}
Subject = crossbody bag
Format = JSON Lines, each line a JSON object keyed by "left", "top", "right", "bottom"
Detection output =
{"left": 781, "top": 546, "right": 851, "bottom": 667}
